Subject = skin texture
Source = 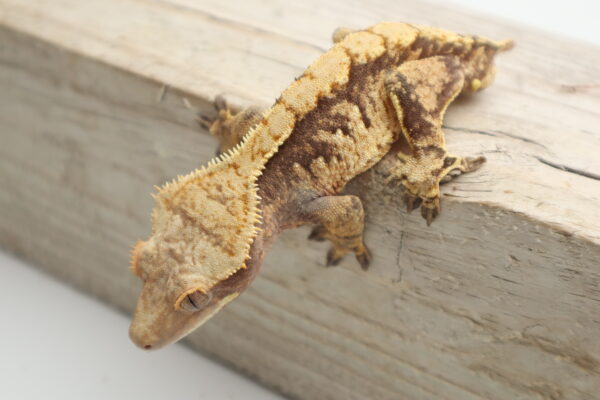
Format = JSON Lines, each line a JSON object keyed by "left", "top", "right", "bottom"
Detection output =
{"left": 129, "top": 22, "right": 513, "bottom": 350}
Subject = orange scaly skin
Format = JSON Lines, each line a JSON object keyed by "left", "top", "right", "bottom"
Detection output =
{"left": 129, "top": 22, "right": 513, "bottom": 350}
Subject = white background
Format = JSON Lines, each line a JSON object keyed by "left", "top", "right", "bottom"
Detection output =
{"left": 434, "top": 0, "right": 599, "bottom": 46}
{"left": 1, "top": 1, "right": 598, "bottom": 399}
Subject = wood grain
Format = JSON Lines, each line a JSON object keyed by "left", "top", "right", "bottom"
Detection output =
{"left": 1, "top": 0, "right": 599, "bottom": 399}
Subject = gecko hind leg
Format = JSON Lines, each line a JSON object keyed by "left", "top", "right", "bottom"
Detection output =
{"left": 303, "top": 195, "right": 371, "bottom": 270}
{"left": 384, "top": 55, "right": 486, "bottom": 225}
{"left": 198, "top": 95, "right": 264, "bottom": 155}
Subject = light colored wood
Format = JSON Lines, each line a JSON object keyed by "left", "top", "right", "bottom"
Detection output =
{"left": 1, "top": 1, "right": 600, "bottom": 399}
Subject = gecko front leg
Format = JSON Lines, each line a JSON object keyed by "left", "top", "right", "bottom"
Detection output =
{"left": 198, "top": 95, "right": 264, "bottom": 154}
{"left": 384, "top": 55, "right": 486, "bottom": 225}
{"left": 303, "top": 195, "right": 371, "bottom": 270}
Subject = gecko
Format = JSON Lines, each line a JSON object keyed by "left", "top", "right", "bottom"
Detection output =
{"left": 128, "top": 22, "right": 513, "bottom": 350}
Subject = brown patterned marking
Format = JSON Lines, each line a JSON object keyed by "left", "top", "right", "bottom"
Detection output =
{"left": 434, "top": 56, "right": 464, "bottom": 115}
{"left": 443, "top": 156, "right": 457, "bottom": 168}
{"left": 387, "top": 55, "right": 464, "bottom": 145}
{"left": 173, "top": 208, "right": 230, "bottom": 255}
{"left": 409, "top": 36, "right": 429, "bottom": 54}
{"left": 419, "top": 145, "right": 446, "bottom": 158}
{"left": 319, "top": 112, "right": 353, "bottom": 136}
{"left": 339, "top": 46, "right": 355, "bottom": 64}
{"left": 366, "top": 30, "right": 389, "bottom": 48}
{"left": 355, "top": 98, "right": 372, "bottom": 128}
{"left": 260, "top": 49, "right": 399, "bottom": 199}
{"left": 279, "top": 101, "right": 299, "bottom": 119}
{"left": 388, "top": 72, "right": 435, "bottom": 143}
{"left": 259, "top": 32, "right": 453, "bottom": 202}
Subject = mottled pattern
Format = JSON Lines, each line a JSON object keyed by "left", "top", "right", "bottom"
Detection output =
{"left": 128, "top": 22, "right": 512, "bottom": 350}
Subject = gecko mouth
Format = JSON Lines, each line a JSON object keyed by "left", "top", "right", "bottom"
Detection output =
{"left": 129, "top": 291, "right": 241, "bottom": 351}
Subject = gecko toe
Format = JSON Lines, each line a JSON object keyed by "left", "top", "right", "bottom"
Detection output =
{"left": 404, "top": 193, "right": 422, "bottom": 213}
{"left": 196, "top": 113, "right": 213, "bottom": 130}
{"left": 326, "top": 248, "right": 344, "bottom": 267}
{"left": 421, "top": 199, "right": 441, "bottom": 226}
{"left": 463, "top": 156, "right": 486, "bottom": 172}
{"left": 214, "top": 94, "right": 228, "bottom": 111}
{"left": 355, "top": 247, "right": 372, "bottom": 271}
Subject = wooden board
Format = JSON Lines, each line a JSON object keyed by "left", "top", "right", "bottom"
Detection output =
{"left": 1, "top": 1, "right": 599, "bottom": 399}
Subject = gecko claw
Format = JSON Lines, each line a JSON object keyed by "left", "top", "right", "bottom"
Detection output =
{"left": 355, "top": 247, "right": 372, "bottom": 270}
{"left": 326, "top": 248, "right": 343, "bottom": 267}
{"left": 404, "top": 193, "right": 422, "bottom": 213}
{"left": 214, "top": 94, "right": 228, "bottom": 111}
{"left": 196, "top": 113, "right": 213, "bottom": 130}
{"left": 421, "top": 198, "right": 441, "bottom": 226}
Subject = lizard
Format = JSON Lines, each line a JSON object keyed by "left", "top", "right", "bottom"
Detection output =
{"left": 128, "top": 22, "right": 513, "bottom": 350}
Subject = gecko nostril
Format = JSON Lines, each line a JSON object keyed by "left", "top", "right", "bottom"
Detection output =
{"left": 144, "top": 344, "right": 152, "bottom": 350}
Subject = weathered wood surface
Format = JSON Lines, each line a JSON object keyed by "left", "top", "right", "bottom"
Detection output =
{"left": 1, "top": 1, "right": 600, "bottom": 399}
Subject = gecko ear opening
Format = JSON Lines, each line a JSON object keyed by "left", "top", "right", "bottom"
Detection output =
{"left": 175, "top": 289, "right": 213, "bottom": 312}
{"left": 129, "top": 240, "right": 146, "bottom": 277}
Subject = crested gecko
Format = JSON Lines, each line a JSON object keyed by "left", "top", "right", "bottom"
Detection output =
{"left": 129, "top": 22, "right": 513, "bottom": 350}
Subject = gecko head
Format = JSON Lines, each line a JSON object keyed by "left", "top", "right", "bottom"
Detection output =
{"left": 128, "top": 161, "right": 262, "bottom": 350}
{"left": 127, "top": 241, "right": 247, "bottom": 352}
{"left": 128, "top": 224, "right": 258, "bottom": 351}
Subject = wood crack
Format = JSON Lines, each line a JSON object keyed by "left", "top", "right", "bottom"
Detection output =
{"left": 443, "top": 124, "right": 600, "bottom": 181}
{"left": 535, "top": 156, "right": 600, "bottom": 181}
{"left": 443, "top": 124, "right": 548, "bottom": 149}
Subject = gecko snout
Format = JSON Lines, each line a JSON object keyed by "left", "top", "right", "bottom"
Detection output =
{"left": 128, "top": 321, "right": 162, "bottom": 351}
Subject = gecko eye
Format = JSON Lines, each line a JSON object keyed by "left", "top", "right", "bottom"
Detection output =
{"left": 179, "top": 290, "right": 213, "bottom": 312}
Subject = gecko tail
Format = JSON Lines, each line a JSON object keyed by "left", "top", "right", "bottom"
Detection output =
{"left": 497, "top": 39, "right": 515, "bottom": 52}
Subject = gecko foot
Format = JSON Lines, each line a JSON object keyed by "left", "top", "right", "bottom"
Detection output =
{"left": 201, "top": 95, "right": 264, "bottom": 155}
{"left": 197, "top": 95, "right": 228, "bottom": 130}
{"left": 309, "top": 226, "right": 371, "bottom": 270}
{"left": 325, "top": 243, "right": 371, "bottom": 270}
{"left": 391, "top": 154, "right": 486, "bottom": 225}
{"left": 304, "top": 195, "right": 370, "bottom": 270}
